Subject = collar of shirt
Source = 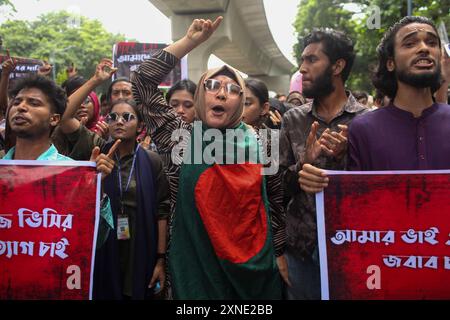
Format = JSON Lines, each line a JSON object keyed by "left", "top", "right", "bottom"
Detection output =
{"left": 387, "top": 102, "right": 439, "bottom": 121}
{"left": 303, "top": 91, "right": 366, "bottom": 121}
{"left": 2, "top": 144, "right": 72, "bottom": 161}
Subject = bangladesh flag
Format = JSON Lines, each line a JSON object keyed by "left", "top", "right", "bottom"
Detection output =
{"left": 169, "top": 122, "right": 281, "bottom": 299}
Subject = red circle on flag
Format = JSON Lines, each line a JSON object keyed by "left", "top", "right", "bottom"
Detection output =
{"left": 195, "top": 163, "right": 268, "bottom": 264}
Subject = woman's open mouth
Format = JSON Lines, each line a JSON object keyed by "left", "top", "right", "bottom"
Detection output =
{"left": 211, "top": 105, "right": 225, "bottom": 116}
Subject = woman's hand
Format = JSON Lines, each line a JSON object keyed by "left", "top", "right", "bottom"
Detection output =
{"left": 90, "top": 139, "right": 121, "bottom": 181}
{"left": 148, "top": 259, "right": 166, "bottom": 292}
{"left": 185, "top": 16, "right": 223, "bottom": 47}
{"left": 95, "top": 120, "right": 109, "bottom": 140}
{"left": 92, "top": 59, "right": 117, "bottom": 84}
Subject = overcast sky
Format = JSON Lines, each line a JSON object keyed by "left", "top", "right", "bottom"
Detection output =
{"left": 0, "top": 0, "right": 300, "bottom": 68}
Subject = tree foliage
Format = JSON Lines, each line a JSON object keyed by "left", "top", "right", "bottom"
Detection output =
{"left": 293, "top": 0, "right": 450, "bottom": 93}
{"left": 0, "top": 0, "right": 15, "bottom": 12}
{"left": 0, "top": 11, "right": 127, "bottom": 84}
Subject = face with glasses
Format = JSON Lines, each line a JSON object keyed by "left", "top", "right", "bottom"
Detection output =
{"left": 75, "top": 95, "right": 94, "bottom": 124}
{"left": 203, "top": 75, "right": 243, "bottom": 129}
{"left": 106, "top": 102, "right": 141, "bottom": 141}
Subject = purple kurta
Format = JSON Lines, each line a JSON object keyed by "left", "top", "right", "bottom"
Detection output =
{"left": 348, "top": 103, "right": 450, "bottom": 170}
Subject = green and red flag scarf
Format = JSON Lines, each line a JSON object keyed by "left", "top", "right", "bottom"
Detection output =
{"left": 169, "top": 121, "right": 281, "bottom": 299}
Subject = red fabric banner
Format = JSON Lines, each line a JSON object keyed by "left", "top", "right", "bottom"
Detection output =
{"left": 0, "top": 161, "right": 100, "bottom": 300}
{"left": 317, "top": 171, "right": 450, "bottom": 300}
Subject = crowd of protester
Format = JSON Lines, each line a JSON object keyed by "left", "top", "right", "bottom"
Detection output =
{"left": 0, "top": 14, "right": 449, "bottom": 300}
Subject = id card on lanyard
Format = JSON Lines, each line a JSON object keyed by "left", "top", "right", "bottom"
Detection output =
{"left": 116, "top": 144, "right": 140, "bottom": 240}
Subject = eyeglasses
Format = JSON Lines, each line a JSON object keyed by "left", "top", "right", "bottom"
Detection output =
{"left": 106, "top": 112, "right": 136, "bottom": 124}
{"left": 204, "top": 79, "right": 242, "bottom": 97}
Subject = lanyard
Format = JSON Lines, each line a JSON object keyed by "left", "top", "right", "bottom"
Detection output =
{"left": 116, "top": 144, "right": 140, "bottom": 202}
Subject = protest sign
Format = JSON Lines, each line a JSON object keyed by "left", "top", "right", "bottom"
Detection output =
{"left": 112, "top": 42, "right": 187, "bottom": 87}
{"left": 316, "top": 171, "right": 450, "bottom": 299}
{"left": 0, "top": 160, "right": 100, "bottom": 300}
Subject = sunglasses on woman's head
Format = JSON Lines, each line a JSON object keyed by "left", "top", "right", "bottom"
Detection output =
{"left": 106, "top": 112, "right": 136, "bottom": 124}
{"left": 204, "top": 79, "right": 242, "bottom": 97}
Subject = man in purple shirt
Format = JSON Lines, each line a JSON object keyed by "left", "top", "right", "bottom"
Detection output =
{"left": 299, "top": 16, "right": 450, "bottom": 192}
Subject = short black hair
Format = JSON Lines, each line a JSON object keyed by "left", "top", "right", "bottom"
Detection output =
{"left": 303, "top": 28, "right": 355, "bottom": 82}
{"left": 244, "top": 78, "right": 269, "bottom": 106}
{"left": 166, "top": 79, "right": 197, "bottom": 103}
{"left": 109, "top": 98, "right": 142, "bottom": 123}
{"left": 106, "top": 77, "right": 131, "bottom": 104}
{"left": 9, "top": 75, "right": 67, "bottom": 115}
{"left": 61, "top": 75, "right": 86, "bottom": 96}
{"left": 372, "top": 16, "right": 441, "bottom": 99}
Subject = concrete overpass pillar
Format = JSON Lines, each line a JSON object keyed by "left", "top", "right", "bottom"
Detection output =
{"left": 253, "top": 75, "right": 292, "bottom": 95}
{"left": 148, "top": 0, "right": 295, "bottom": 88}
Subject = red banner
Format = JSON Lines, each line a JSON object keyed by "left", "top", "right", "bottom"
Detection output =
{"left": 0, "top": 161, "right": 100, "bottom": 300}
{"left": 316, "top": 171, "right": 450, "bottom": 300}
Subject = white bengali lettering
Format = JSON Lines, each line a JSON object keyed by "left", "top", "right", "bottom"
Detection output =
{"left": 424, "top": 256, "right": 438, "bottom": 269}
{"left": 0, "top": 240, "right": 19, "bottom": 258}
{"left": 17, "top": 208, "right": 73, "bottom": 231}
{"left": 39, "top": 238, "right": 69, "bottom": 259}
{"left": 423, "top": 227, "right": 439, "bottom": 245}
{"left": 0, "top": 215, "right": 12, "bottom": 229}
{"left": 19, "top": 241, "right": 34, "bottom": 256}
{"left": 357, "top": 230, "right": 381, "bottom": 244}
{"left": 401, "top": 227, "right": 439, "bottom": 245}
{"left": 383, "top": 255, "right": 439, "bottom": 269}
{"left": 381, "top": 231, "right": 395, "bottom": 245}
{"left": 331, "top": 230, "right": 395, "bottom": 245}
{"left": 383, "top": 255, "right": 402, "bottom": 268}
{"left": 117, "top": 54, "right": 151, "bottom": 63}
{"left": 330, "top": 230, "right": 351, "bottom": 245}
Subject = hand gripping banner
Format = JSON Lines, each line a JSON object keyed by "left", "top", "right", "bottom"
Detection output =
{"left": 316, "top": 170, "right": 450, "bottom": 300}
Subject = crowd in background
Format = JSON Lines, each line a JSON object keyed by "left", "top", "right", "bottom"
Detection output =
{"left": 0, "top": 13, "right": 449, "bottom": 300}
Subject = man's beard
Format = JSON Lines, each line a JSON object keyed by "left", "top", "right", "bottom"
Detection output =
{"left": 302, "top": 65, "right": 335, "bottom": 99}
{"left": 397, "top": 63, "right": 441, "bottom": 90}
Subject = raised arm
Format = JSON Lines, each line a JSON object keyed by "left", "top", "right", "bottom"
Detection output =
{"left": 131, "top": 17, "right": 223, "bottom": 156}
{"left": 165, "top": 17, "right": 222, "bottom": 59}
{"left": 59, "top": 59, "right": 116, "bottom": 134}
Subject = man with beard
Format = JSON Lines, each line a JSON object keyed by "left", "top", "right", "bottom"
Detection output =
{"left": 279, "top": 29, "right": 368, "bottom": 299}
{"left": 300, "top": 16, "right": 450, "bottom": 191}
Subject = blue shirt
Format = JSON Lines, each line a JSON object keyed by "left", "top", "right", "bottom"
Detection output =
{"left": 348, "top": 103, "right": 450, "bottom": 170}
{"left": 2, "top": 144, "right": 72, "bottom": 161}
